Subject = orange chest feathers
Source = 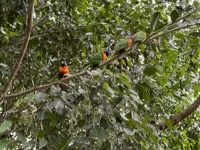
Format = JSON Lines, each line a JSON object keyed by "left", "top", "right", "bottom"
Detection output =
{"left": 102, "top": 53, "right": 107, "bottom": 62}
{"left": 59, "top": 66, "right": 69, "bottom": 74}
{"left": 128, "top": 38, "right": 133, "bottom": 48}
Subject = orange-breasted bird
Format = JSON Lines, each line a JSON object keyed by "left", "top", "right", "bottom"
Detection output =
{"left": 113, "top": 34, "right": 134, "bottom": 55}
{"left": 58, "top": 60, "right": 70, "bottom": 80}
{"left": 84, "top": 48, "right": 112, "bottom": 69}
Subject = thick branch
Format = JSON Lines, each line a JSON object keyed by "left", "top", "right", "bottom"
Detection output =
{"left": 153, "top": 95, "right": 200, "bottom": 130}
{"left": 0, "top": 0, "right": 34, "bottom": 99}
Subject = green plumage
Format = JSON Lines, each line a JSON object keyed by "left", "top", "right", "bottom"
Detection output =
{"left": 133, "top": 31, "right": 146, "bottom": 42}
{"left": 84, "top": 48, "right": 112, "bottom": 69}
{"left": 87, "top": 53, "right": 102, "bottom": 67}
{"left": 114, "top": 37, "right": 130, "bottom": 53}
{"left": 132, "top": 31, "right": 146, "bottom": 50}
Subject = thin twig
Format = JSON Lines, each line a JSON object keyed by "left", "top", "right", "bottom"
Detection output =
{"left": 32, "top": 14, "right": 49, "bottom": 29}
{"left": 142, "top": 8, "right": 197, "bottom": 44}
{"left": 16, "top": 14, "right": 49, "bottom": 39}
{"left": 176, "top": 8, "right": 197, "bottom": 22}
{"left": 146, "top": 22, "right": 200, "bottom": 42}
{"left": 0, "top": 0, "right": 35, "bottom": 100}
{"left": 0, "top": 13, "right": 50, "bottom": 53}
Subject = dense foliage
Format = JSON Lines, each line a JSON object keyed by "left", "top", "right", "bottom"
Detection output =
{"left": 0, "top": 0, "right": 200, "bottom": 149}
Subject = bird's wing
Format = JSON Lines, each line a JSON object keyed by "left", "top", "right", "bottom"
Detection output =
{"left": 114, "top": 38, "right": 129, "bottom": 52}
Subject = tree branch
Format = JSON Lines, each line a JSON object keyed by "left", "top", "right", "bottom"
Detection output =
{"left": 4, "top": 54, "right": 124, "bottom": 99}
{"left": 4, "top": 71, "right": 87, "bottom": 99}
{"left": 17, "top": 14, "right": 49, "bottom": 39}
{"left": 152, "top": 95, "right": 200, "bottom": 130}
{"left": 32, "top": 14, "right": 49, "bottom": 29}
{"left": 0, "top": 13, "right": 50, "bottom": 53}
{"left": 147, "top": 22, "right": 200, "bottom": 41}
{"left": 0, "top": 0, "right": 35, "bottom": 99}
{"left": 142, "top": 8, "right": 197, "bottom": 44}
{"left": 3, "top": 17, "right": 200, "bottom": 100}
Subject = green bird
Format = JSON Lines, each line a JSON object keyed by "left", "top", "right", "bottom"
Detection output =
{"left": 113, "top": 34, "right": 134, "bottom": 55}
{"left": 84, "top": 48, "right": 112, "bottom": 70}
{"left": 132, "top": 31, "right": 146, "bottom": 50}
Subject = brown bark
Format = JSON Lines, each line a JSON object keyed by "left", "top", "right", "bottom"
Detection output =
{"left": 0, "top": 0, "right": 35, "bottom": 100}
{"left": 153, "top": 95, "right": 200, "bottom": 130}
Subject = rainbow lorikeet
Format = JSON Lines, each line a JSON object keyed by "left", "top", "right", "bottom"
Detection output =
{"left": 113, "top": 34, "right": 134, "bottom": 55}
{"left": 110, "top": 34, "right": 133, "bottom": 69}
{"left": 84, "top": 48, "right": 112, "bottom": 69}
{"left": 58, "top": 60, "right": 70, "bottom": 80}
{"left": 132, "top": 31, "right": 146, "bottom": 50}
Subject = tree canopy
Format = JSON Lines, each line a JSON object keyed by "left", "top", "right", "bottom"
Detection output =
{"left": 1, "top": 0, "right": 200, "bottom": 149}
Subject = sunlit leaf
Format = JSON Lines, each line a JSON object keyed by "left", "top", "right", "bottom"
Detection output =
{"left": 150, "top": 12, "right": 160, "bottom": 30}
{"left": 90, "top": 128, "right": 109, "bottom": 140}
{"left": 39, "top": 138, "right": 48, "bottom": 149}
{"left": 123, "top": 127, "right": 134, "bottom": 135}
{"left": 0, "top": 120, "right": 12, "bottom": 133}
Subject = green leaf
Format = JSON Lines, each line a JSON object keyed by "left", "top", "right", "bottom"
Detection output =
{"left": 120, "top": 112, "right": 129, "bottom": 121}
{"left": 48, "top": 111, "right": 57, "bottom": 125}
{"left": 135, "top": 83, "right": 151, "bottom": 101}
{"left": 189, "top": 32, "right": 200, "bottom": 37}
{"left": 116, "top": 72, "right": 132, "bottom": 88}
{"left": 123, "top": 127, "right": 135, "bottom": 135}
{"left": 9, "top": 32, "right": 18, "bottom": 37}
{"left": 15, "top": 132, "right": 26, "bottom": 143}
{"left": 175, "top": 32, "right": 185, "bottom": 39}
{"left": 39, "top": 138, "right": 48, "bottom": 149}
{"left": 114, "top": 96, "right": 123, "bottom": 106}
{"left": 56, "top": 137, "right": 69, "bottom": 149}
{"left": 37, "top": 130, "right": 44, "bottom": 138}
{"left": 144, "top": 66, "right": 157, "bottom": 76}
{"left": 150, "top": 12, "right": 160, "bottom": 30}
{"left": 103, "top": 82, "right": 114, "bottom": 96}
{"left": 165, "top": 118, "right": 172, "bottom": 129}
{"left": 171, "top": 10, "right": 179, "bottom": 23}
{"left": 74, "top": 135, "right": 87, "bottom": 144}
{"left": 90, "top": 128, "right": 109, "bottom": 140}
{"left": 34, "top": 0, "right": 38, "bottom": 6}
{"left": 35, "top": 92, "right": 47, "bottom": 101}
{"left": 0, "top": 138, "right": 11, "bottom": 149}
{"left": 100, "top": 140, "right": 111, "bottom": 150}
{"left": 37, "top": 109, "right": 45, "bottom": 120}
{"left": 87, "top": 70, "right": 101, "bottom": 76}
{"left": 0, "top": 120, "right": 12, "bottom": 133}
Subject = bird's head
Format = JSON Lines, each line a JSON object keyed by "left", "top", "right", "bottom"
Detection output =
{"left": 128, "top": 34, "right": 134, "bottom": 39}
{"left": 104, "top": 48, "right": 112, "bottom": 56}
{"left": 61, "top": 59, "right": 68, "bottom": 66}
